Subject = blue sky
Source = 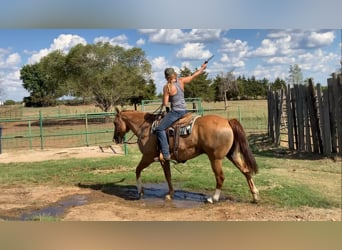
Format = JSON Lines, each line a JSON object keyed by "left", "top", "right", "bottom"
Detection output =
{"left": 0, "top": 29, "right": 341, "bottom": 101}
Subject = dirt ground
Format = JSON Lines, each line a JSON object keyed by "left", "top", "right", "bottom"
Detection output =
{"left": 0, "top": 145, "right": 122, "bottom": 163}
{"left": 0, "top": 147, "right": 341, "bottom": 221}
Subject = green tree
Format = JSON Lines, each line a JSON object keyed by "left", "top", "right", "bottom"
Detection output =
{"left": 236, "top": 75, "right": 246, "bottom": 98}
{"left": 65, "top": 43, "right": 96, "bottom": 103}
{"left": 212, "top": 71, "right": 239, "bottom": 108}
{"left": 181, "top": 66, "right": 213, "bottom": 101}
{"left": 235, "top": 75, "right": 268, "bottom": 99}
{"left": 259, "top": 77, "right": 269, "bottom": 98}
{"left": 271, "top": 77, "right": 287, "bottom": 91}
{"left": 211, "top": 75, "right": 223, "bottom": 102}
{"left": 20, "top": 50, "right": 67, "bottom": 106}
{"left": 66, "top": 42, "right": 152, "bottom": 111}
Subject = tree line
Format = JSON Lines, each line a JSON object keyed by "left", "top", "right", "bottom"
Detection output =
{"left": 20, "top": 42, "right": 296, "bottom": 111}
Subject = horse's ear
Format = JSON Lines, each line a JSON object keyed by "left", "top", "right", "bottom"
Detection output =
{"left": 115, "top": 106, "right": 121, "bottom": 114}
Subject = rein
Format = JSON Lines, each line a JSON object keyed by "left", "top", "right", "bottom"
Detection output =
{"left": 122, "top": 104, "right": 164, "bottom": 144}
{"left": 119, "top": 104, "right": 183, "bottom": 174}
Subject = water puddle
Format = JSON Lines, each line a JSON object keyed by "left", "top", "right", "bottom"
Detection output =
{"left": 0, "top": 183, "right": 213, "bottom": 221}
{"left": 19, "top": 195, "right": 87, "bottom": 221}
{"left": 0, "top": 195, "right": 87, "bottom": 221}
{"left": 139, "top": 183, "right": 208, "bottom": 208}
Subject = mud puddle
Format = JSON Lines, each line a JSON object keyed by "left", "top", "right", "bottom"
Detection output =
{"left": 1, "top": 183, "right": 211, "bottom": 221}
{"left": 20, "top": 195, "right": 88, "bottom": 220}
{"left": 79, "top": 182, "right": 210, "bottom": 209}
{"left": 0, "top": 195, "right": 88, "bottom": 221}
{"left": 138, "top": 183, "right": 209, "bottom": 208}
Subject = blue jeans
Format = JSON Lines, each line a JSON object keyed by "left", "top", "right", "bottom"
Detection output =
{"left": 155, "top": 110, "right": 188, "bottom": 158}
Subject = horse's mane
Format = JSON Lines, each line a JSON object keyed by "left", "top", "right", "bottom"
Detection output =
{"left": 144, "top": 112, "right": 160, "bottom": 123}
{"left": 121, "top": 110, "right": 159, "bottom": 123}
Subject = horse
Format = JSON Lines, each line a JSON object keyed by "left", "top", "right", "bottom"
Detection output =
{"left": 113, "top": 107, "right": 259, "bottom": 203}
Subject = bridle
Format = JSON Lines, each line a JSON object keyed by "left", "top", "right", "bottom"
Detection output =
{"left": 115, "top": 104, "right": 164, "bottom": 145}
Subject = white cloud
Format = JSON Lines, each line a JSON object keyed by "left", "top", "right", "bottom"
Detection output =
{"left": 151, "top": 56, "right": 169, "bottom": 93}
{"left": 267, "top": 30, "right": 335, "bottom": 50}
{"left": 297, "top": 49, "right": 339, "bottom": 73}
{"left": 136, "top": 38, "right": 145, "bottom": 46}
{"left": 0, "top": 48, "right": 9, "bottom": 54}
{"left": 143, "top": 29, "right": 186, "bottom": 44}
{"left": 188, "top": 29, "right": 222, "bottom": 42}
{"left": 51, "top": 34, "right": 87, "bottom": 52}
{"left": 265, "top": 56, "right": 295, "bottom": 65}
{"left": 1, "top": 50, "right": 21, "bottom": 69}
{"left": 0, "top": 80, "right": 29, "bottom": 101}
{"left": 180, "top": 61, "right": 192, "bottom": 70}
{"left": 249, "top": 39, "right": 278, "bottom": 57}
{"left": 220, "top": 39, "right": 249, "bottom": 55}
{"left": 28, "top": 34, "right": 86, "bottom": 64}
{"left": 176, "top": 43, "right": 212, "bottom": 60}
{"left": 220, "top": 53, "right": 245, "bottom": 68}
{"left": 93, "top": 34, "right": 132, "bottom": 49}
{"left": 219, "top": 39, "right": 249, "bottom": 68}
{"left": 28, "top": 48, "right": 50, "bottom": 64}
{"left": 306, "top": 31, "right": 335, "bottom": 48}
{"left": 6, "top": 53, "right": 21, "bottom": 66}
{"left": 6, "top": 70, "right": 20, "bottom": 81}
{"left": 139, "top": 29, "right": 222, "bottom": 44}
{"left": 151, "top": 56, "right": 168, "bottom": 71}
{"left": 249, "top": 64, "right": 287, "bottom": 81}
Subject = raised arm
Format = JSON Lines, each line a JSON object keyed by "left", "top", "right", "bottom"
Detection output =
{"left": 179, "top": 63, "right": 207, "bottom": 87}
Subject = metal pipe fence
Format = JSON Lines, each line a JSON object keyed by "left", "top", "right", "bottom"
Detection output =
{"left": 0, "top": 100, "right": 268, "bottom": 154}
{"left": 0, "top": 111, "right": 116, "bottom": 153}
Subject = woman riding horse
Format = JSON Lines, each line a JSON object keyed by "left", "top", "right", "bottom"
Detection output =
{"left": 155, "top": 63, "right": 207, "bottom": 162}
{"left": 113, "top": 108, "right": 259, "bottom": 204}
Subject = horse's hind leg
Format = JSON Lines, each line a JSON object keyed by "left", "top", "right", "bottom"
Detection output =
{"left": 227, "top": 153, "right": 259, "bottom": 203}
{"left": 207, "top": 158, "right": 225, "bottom": 204}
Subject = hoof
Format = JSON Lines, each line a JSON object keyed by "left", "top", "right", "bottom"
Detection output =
{"left": 206, "top": 197, "right": 214, "bottom": 204}
{"left": 138, "top": 191, "right": 144, "bottom": 199}
{"left": 252, "top": 198, "right": 259, "bottom": 204}
{"left": 252, "top": 193, "right": 259, "bottom": 204}
{"left": 165, "top": 194, "right": 172, "bottom": 201}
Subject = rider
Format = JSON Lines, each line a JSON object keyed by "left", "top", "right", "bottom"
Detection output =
{"left": 155, "top": 62, "right": 208, "bottom": 161}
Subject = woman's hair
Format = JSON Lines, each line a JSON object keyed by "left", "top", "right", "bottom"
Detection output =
{"left": 164, "top": 68, "right": 176, "bottom": 93}
{"left": 164, "top": 68, "right": 175, "bottom": 81}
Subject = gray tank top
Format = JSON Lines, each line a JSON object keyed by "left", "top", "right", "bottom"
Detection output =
{"left": 169, "top": 81, "right": 186, "bottom": 111}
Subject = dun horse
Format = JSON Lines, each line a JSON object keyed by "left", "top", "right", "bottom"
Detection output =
{"left": 113, "top": 108, "right": 259, "bottom": 203}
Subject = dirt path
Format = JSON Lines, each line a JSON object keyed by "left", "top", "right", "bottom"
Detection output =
{"left": 0, "top": 145, "right": 123, "bottom": 163}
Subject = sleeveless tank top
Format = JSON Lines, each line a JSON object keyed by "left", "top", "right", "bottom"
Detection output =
{"left": 169, "top": 81, "right": 186, "bottom": 111}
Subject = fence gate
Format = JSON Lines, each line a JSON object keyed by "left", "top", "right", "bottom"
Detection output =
{"left": 268, "top": 77, "right": 342, "bottom": 156}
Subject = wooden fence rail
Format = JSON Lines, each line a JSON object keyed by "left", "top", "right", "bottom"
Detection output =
{"left": 268, "top": 76, "right": 342, "bottom": 156}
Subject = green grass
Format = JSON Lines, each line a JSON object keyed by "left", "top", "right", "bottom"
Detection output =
{"left": 1, "top": 144, "right": 340, "bottom": 209}
{"left": 30, "top": 215, "right": 61, "bottom": 222}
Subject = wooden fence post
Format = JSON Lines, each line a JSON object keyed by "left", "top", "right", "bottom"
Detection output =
{"left": 328, "top": 79, "right": 337, "bottom": 153}
{"left": 267, "top": 90, "right": 275, "bottom": 142}
{"left": 286, "top": 85, "right": 294, "bottom": 150}
{"left": 333, "top": 77, "right": 342, "bottom": 155}
{"left": 307, "top": 80, "right": 322, "bottom": 153}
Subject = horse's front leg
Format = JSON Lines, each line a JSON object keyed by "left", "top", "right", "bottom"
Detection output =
{"left": 207, "top": 159, "right": 225, "bottom": 204}
{"left": 136, "top": 156, "right": 153, "bottom": 198}
{"left": 161, "top": 160, "right": 174, "bottom": 200}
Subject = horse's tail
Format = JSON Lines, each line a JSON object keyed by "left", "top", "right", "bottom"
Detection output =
{"left": 228, "top": 119, "right": 258, "bottom": 174}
